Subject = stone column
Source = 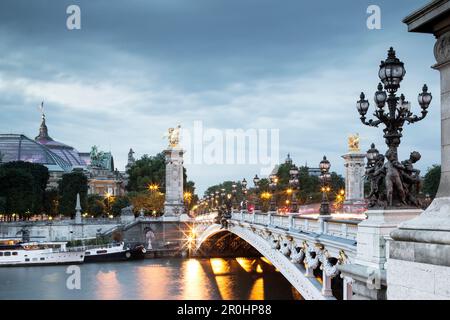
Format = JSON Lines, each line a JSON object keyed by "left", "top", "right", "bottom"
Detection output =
{"left": 164, "top": 147, "right": 185, "bottom": 217}
{"left": 387, "top": 1, "right": 450, "bottom": 300}
{"left": 342, "top": 151, "right": 366, "bottom": 213}
{"left": 321, "top": 272, "right": 333, "bottom": 297}
{"left": 342, "top": 276, "right": 354, "bottom": 300}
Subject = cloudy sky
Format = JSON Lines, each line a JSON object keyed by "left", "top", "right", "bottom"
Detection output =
{"left": 0, "top": 0, "right": 440, "bottom": 195}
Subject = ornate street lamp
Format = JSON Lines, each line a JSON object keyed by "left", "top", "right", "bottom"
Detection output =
{"left": 366, "top": 143, "right": 380, "bottom": 167}
{"left": 214, "top": 190, "right": 220, "bottom": 209}
{"left": 241, "top": 178, "right": 248, "bottom": 211}
{"left": 220, "top": 188, "right": 226, "bottom": 206}
{"left": 289, "top": 165, "right": 299, "bottom": 213}
{"left": 209, "top": 193, "right": 214, "bottom": 211}
{"left": 269, "top": 174, "right": 278, "bottom": 212}
{"left": 357, "top": 47, "right": 432, "bottom": 157}
{"left": 253, "top": 174, "right": 261, "bottom": 212}
{"left": 357, "top": 47, "right": 432, "bottom": 208}
{"left": 319, "top": 156, "right": 331, "bottom": 215}
{"left": 231, "top": 182, "right": 238, "bottom": 211}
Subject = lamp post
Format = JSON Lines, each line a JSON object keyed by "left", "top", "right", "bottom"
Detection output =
{"left": 365, "top": 143, "right": 381, "bottom": 207}
{"left": 231, "top": 183, "right": 238, "bottom": 211}
{"left": 356, "top": 47, "right": 431, "bottom": 208}
{"left": 253, "top": 174, "right": 261, "bottom": 212}
{"left": 220, "top": 188, "right": 226, "bottom": 207}
{"left": 241, "top": 178, "right": 248, "bottom": 211}
{"left": 269, "top": 174, "right": 278, "bottom": 212}
{"left": 319, "top": 156, "right": 331, "bottom": 215}
{"left": 289, "top": 165, "right": 299, "bottom": 213}
{"left": 214, "top": 191, "right": 219, "bottom": 210}
{"left": 209, "top": 193, "right": 214, "bottom": 211}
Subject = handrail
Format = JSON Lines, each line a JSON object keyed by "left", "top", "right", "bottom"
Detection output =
{"left": 230, "top": 211, "right": 361, "bottom": 241}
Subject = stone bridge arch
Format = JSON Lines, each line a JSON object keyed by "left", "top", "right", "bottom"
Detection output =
{"left": 196, "top": 223, "right": 331, "bottom": 300}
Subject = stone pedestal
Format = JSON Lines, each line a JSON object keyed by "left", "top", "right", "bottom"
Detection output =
{"left": 387, "top": 1, "right": 450, "bottom": 300}
{"left": 339, "top": 208, "right": 421, "bottom": 299}
{"left": 355, "top": 209, "right": 422, "bottom": 269}
{"left": 164, "top": 147, "right": 185, "bottom": 217}
{"left": 342, "top": 152, "right": 366, "bottom": 212}
{"left": 120, "top": 205, "right": 135, "bottom": 224}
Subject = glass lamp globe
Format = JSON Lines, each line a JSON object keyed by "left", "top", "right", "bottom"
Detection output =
{"left": 357, "top": 92, "right": 370, "bottom": 115}
{"left": 319, "top": 156, "right": 331, "bottom": 173}
{"left": 366, "top": 143, "right": 379, "bottom": 162}
{"left": 374, "top": 83, "right": 387, "bottom": 107}
{"left": 378, "top": 47, "right": 406, "bottom": 93}
{"left": 418, "top": 84, "right": 432, "bottom": 109}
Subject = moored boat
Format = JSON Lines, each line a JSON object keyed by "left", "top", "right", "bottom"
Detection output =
{"left": 82, "top": 242, "right": 146, "bottom": 262}
{"left": 0, "top": 239, "right": 85, "bottom": 267}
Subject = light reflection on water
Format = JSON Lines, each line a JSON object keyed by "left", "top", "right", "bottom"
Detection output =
{"left": 0, "top": 258, "right": 301, "bottom": 300}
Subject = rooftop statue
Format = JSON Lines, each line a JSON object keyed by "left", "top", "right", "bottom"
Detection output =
{"left": 90, "top": 145, "right": 107, "bottom": 168}
{"left": 165, "top": 125, "right": 181, "bottom": 148}
{"left": 348, "top": 133, "right": 360, "bottom": 152}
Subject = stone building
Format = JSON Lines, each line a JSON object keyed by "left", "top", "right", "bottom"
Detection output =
{"left": 0, "top": 112, "right": 127, "bottom": 196}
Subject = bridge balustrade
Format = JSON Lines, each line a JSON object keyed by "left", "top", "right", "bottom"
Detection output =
{"left": 199, "top": 210, "right": 363, "bottom": 300}
{"left": 230, "top": 211, "right": 359, "bottom": 241}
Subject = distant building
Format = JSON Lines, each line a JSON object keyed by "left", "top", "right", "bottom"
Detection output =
{"left": 0, "top": 111, "right": 128, "bottom": 196}
{"left": 266, "top": 154, "right": 322, "bottom": 178}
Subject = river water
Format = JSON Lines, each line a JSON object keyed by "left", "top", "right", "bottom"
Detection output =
{"left": 0, "top": 257, "right": 302, "bottom": 300}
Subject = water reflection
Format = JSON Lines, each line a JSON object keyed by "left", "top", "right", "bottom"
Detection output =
{"left": 181, "top": 259, "right": 210, "bottom": 300}
{"left": 249, "top": 278, "right": 265, "bottom": 300}
{"left": 96, "top": 270, "right": 121, "bottom": 300}
{"left": 135, "top": 263, "right": 170, "bottom": 299}
{"left": 0, "top": 258, "right": 302, "bottom": 300}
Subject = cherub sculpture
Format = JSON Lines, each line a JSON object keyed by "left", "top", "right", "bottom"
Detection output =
{"left": 401, "top": 151, "right": 422, "bottom": 206}
{"left": 366, "top": 154, "right": 386, "bottom": 207}
{"left": 384, "top": 150, "right": 407, "bottom": 207}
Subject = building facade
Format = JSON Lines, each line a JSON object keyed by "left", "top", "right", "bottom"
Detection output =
{"left": 0, "top": 112, "right": 127, "bottom": 196}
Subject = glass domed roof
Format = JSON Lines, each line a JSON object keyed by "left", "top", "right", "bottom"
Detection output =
{"left": 34, "top": 115, "right": 86, "bottom": 167}
{"left": 0, "top": 134, "right": 71, "bottom": 172}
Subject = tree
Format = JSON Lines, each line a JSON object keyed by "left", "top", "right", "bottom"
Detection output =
{"left": 423, "top": 165, "right": 441, "bottom": 199}
{"left": 126, "top": 153, "right": 198, "bottom": 212}
{"left": 0, "top": 167, "right": 34, "bottom": 219}
{"left": 58, "top": 171, "right": 88, "bottom": 217}
{"left": 126, "top": 153, "right": 166, "bottom": 192}
{"left": 130, "top": 191, "right": 164, "bottom": 216}
{"left": 43, "top": 188, "right": 59, "bottom": 217}
{"left": 87, "top": 194, "right": 106, "bottom": 217}
{"left": 0, "top": 161, "right": 49, "bottom": 215}
{"left": 329, "top": 172, "right": 345, "bottom": 198}
{"left": 110, "top": 196, "right": 131, "bottom": 216}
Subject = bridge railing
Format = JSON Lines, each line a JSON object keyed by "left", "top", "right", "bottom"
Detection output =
{"left": 231, "top": 211, "right": 360, "bottom": 241}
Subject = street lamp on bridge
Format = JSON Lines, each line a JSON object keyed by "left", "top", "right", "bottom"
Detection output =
{"left": 269, "top": 174, "right": 278, "bottom": 212}
{"left": 319, "top": 156, "right": 331, "bottom": 216}
{"left": 289, "top": 165, "right": 299, "bottom": 213}
{"left": 241, "top": 178, "right": 248, "bottom": 211}
{"left": 253, "top": 174, "right": 261, "bottom": 212}
{"left": 231, "top": 182, "right": 238, "bottom": 211}
{"left": 356, "top": 47, "right": 432, "bottom": 208}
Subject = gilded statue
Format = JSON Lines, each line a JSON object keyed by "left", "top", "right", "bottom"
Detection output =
{"left": 348, "top": 133, "right": 360, "bottom": 152}
{"left": 165, "top": 125, "right": 181, "bottom": 148}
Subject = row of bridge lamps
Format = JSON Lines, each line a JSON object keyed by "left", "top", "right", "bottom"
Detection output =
{"left": 195, "top": 155, "right": 334, "bottom": 216}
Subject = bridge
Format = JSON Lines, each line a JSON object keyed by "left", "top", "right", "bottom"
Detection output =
{"left": 192, "top": 211, "right": 362, "bottom": 300}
